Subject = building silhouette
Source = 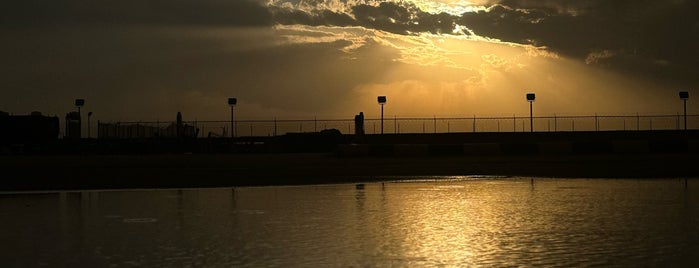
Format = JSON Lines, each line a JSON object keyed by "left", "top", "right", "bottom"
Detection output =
{"left": 0, "top": 111, "right": 59, "bottom": 144}
{"left": 65, "top": 112, "right": 81, "bottom": 140}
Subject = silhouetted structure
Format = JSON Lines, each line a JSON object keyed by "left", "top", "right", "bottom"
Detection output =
{"left": 526, "top": 93, "right": 536, "bottom": 132}
{"left": 98, "top": 123, "right": 162, "bottom": 138}
{"left": 378, "top": 96, "right": 386, "bottom": 134}
{"left": 97, "top": 112, "right": 199, "bottom": 139}
{"left": 228, "top": 98, "right": 237, "bottom": 138}
{"left": 680, "top": 91, "right": 689, "bottom": 130}
{"left": 354, "top": 112, "right": 365, "bottom": 136}
{"left": 176, "top": 112, "right": 183, "bottom": 138}
{"left": 65, "top": 112, "right": 81, "bottom": 139}
{"left": 0, "top": 111, "right": 59, "bottom": 144}
{"left": 98, "top": 122, "right": 198, "bottom": 139}
{"left": 87, "top": 112, "right": 93, "bottom": 138}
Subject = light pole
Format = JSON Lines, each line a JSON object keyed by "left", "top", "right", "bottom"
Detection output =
{"left": 526, "top": 93, "right": 535, "bottom": 132}
{"left": 680, "top": 91, "right": 689, "bottom": 130}
{"left": 87, "top": 112, "right": 93, "bottom": 138}
{"left": 228, "top": 98, "right": 237, "bottom": 138}
{"left": 378, "top": 96, "right": 387, "bottom": 134}
{"left": 75, "top": 99, "right": 85, "bottom": 138}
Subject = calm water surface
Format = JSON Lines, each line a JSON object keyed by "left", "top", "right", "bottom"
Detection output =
{"left": 1, "top": 178, "right": 698, "bottom": 267}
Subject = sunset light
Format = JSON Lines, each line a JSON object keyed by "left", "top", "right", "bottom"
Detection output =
{"left": 2, "top": 1, "right": 699, "bottom": 267}
{"left": 2, "top": 0, "right": 695, "bottom": 121}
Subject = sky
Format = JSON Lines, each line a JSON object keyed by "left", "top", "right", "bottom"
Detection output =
{"left": 1, "top": 0, "right": 697, "bottom": 121}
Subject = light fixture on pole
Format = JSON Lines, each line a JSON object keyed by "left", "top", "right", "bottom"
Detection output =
{"left": 228, "top": 98, "right": 237, "bottom": 138}
{"left": 680, "top": 91, "right": 689, "bottom": 130}
{"left": 378, "top": 96, "right": 387, "bottom": 134}
{"left": 526, "top": 93, "right": 535, "bottom": 132}
{"left": 87, "top": 112, "right": 93, "bottom": 139}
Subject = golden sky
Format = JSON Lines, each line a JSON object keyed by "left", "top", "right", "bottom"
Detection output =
{"left": 0, "top": 0, "right": 696, "bottom": 120}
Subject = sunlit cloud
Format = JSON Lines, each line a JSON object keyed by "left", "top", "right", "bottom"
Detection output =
{"left": 1, "top": 0, "right": 696, "bottom": 121}
{"left": 267, "top": 0, "right": 491, "bottom": 15}
{"left": 408, "top": 0, "right": 490, "bottom": 15}
{"left": 585, "top": 50, "right": 616, "bottom": 65}
{"left": 266, "top": 24, "right": 675, "bottom": 119}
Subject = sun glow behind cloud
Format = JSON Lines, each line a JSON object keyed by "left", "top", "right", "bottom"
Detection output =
{"left": 267, "top": 0, "right": 490, "bottom": 15}
{"left": 3, "top": 0, "right": 695, "bottom": 122}
{"left": 254, "top": 24, "right": 678, "bottom": 120}
{"left": 408, "top": 0, "right": 489, "bottom": 15}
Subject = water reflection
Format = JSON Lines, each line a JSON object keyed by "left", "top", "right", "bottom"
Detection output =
{"left": 1, "top": 178, "right": 698, "bottom": 266}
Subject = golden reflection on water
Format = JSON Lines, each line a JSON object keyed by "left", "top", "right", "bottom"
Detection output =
{"left": 377, "top": 181, "right": 538, "bottom": 266}
{"left": 333, "top": 179, "right": 698, "bottom": 266}
{"left": 1, "top": 178, "right": 698, "bottom": 266}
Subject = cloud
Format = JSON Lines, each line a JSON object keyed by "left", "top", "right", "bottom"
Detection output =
{"left": 0, "top": 20, "right": 562, "bottom": 120}
{"left": 268, "top": 0, "right": 698, "bottom": 86}
{"left": 8, "top": 0, "right": 694, "bottom": 84}
{"left": 1, "top": 0, "right": 273, "bottom": 27}
{"left": 0, "top": 25, "right": 407, "bottom": 119}
{"left": 585, "top": 50, "right": 615, "bottom": 65}
{"left": 2, "top": 0, "right": 696, "bottom": 121}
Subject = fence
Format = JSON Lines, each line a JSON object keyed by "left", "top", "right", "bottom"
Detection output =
{"left": 96, "top": 114, "right": 699, "bottom": 139}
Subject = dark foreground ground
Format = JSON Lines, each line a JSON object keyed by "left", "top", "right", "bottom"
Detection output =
{"left": 2, "top": 153, "right": 698, "bottom": 191}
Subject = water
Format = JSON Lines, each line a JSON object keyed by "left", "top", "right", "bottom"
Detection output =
{"left": 1, "top": 178, "right": 698, "bottom": 267}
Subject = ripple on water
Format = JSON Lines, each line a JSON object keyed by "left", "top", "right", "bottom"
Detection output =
{"left": 2, "top": 178, "right": 698, "bottom": 267}
{"left": 122, "top": 218, "right": 158, "bottom": 223}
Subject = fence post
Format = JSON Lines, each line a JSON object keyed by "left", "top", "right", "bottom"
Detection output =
{"left": 434, "top": 115, "right": 437, "bottom": 133}
{"left": 274, "top": 117, "right": 277, "bottom": 136}
{"left": 497, "top": 120, "right": 500, "bottom": 132}
{"left": 572, "top": 120, "right": 575, "bottom": 132}
{"left": 636, "top": 113, "right": 640, "bottom": 131}
{"left": 513, "top": 114, "right": 516, "bottom": 132}
{"left": 394, "top": 115, "right": 397, "bottom": 134}
{"left": 473, "top": 115, "right": 476, "bottom": 132}
{"left": 554, "top": 113, "right": 557, "bottom": 132}
{"left": 595, "top": 113, "right": 598, "bottom": 131}
{"left": 448, "top": 122, "right": 450, "bottom": 133}
{"left": 314, "top": 116, "right": 317, "bottom": 132}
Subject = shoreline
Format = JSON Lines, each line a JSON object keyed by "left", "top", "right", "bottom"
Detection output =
{"left": 2, "top": 153, "right": 698, "bottom": 191}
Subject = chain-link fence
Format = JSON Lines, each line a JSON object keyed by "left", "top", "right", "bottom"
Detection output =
{"left": 95, "top": 114, "right": 699, "bottom": 138}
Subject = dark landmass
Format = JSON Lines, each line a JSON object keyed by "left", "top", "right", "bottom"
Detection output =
{"left": 1, "top": 130, "right": 698, "bottom": 191}
{"left": 1, "top": 153, "right": 698, "bottom": 191}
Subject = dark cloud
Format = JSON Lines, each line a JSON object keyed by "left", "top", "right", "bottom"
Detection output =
{"left": 2, "top": 0, "right": 697, "bottom": 119}
{"left": 1, "top": 0, "right": 272, "bottom": 27}
{"left": 460, "top": 0, "right": 699, "bottom": 84}
{"left": 270, "top": 7, "right": 355, "bottom": 27}
{"left": 270, "top": 2, "right": 459, "bottom": 35}
{"left": 0, "top": 26, "right": 403, "bottom": 119}
{"left": 267, "top": 1, "right": 695, "bottom": 85}
{"left": 4, "top": 0, "right": 696, "bottom": 75}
